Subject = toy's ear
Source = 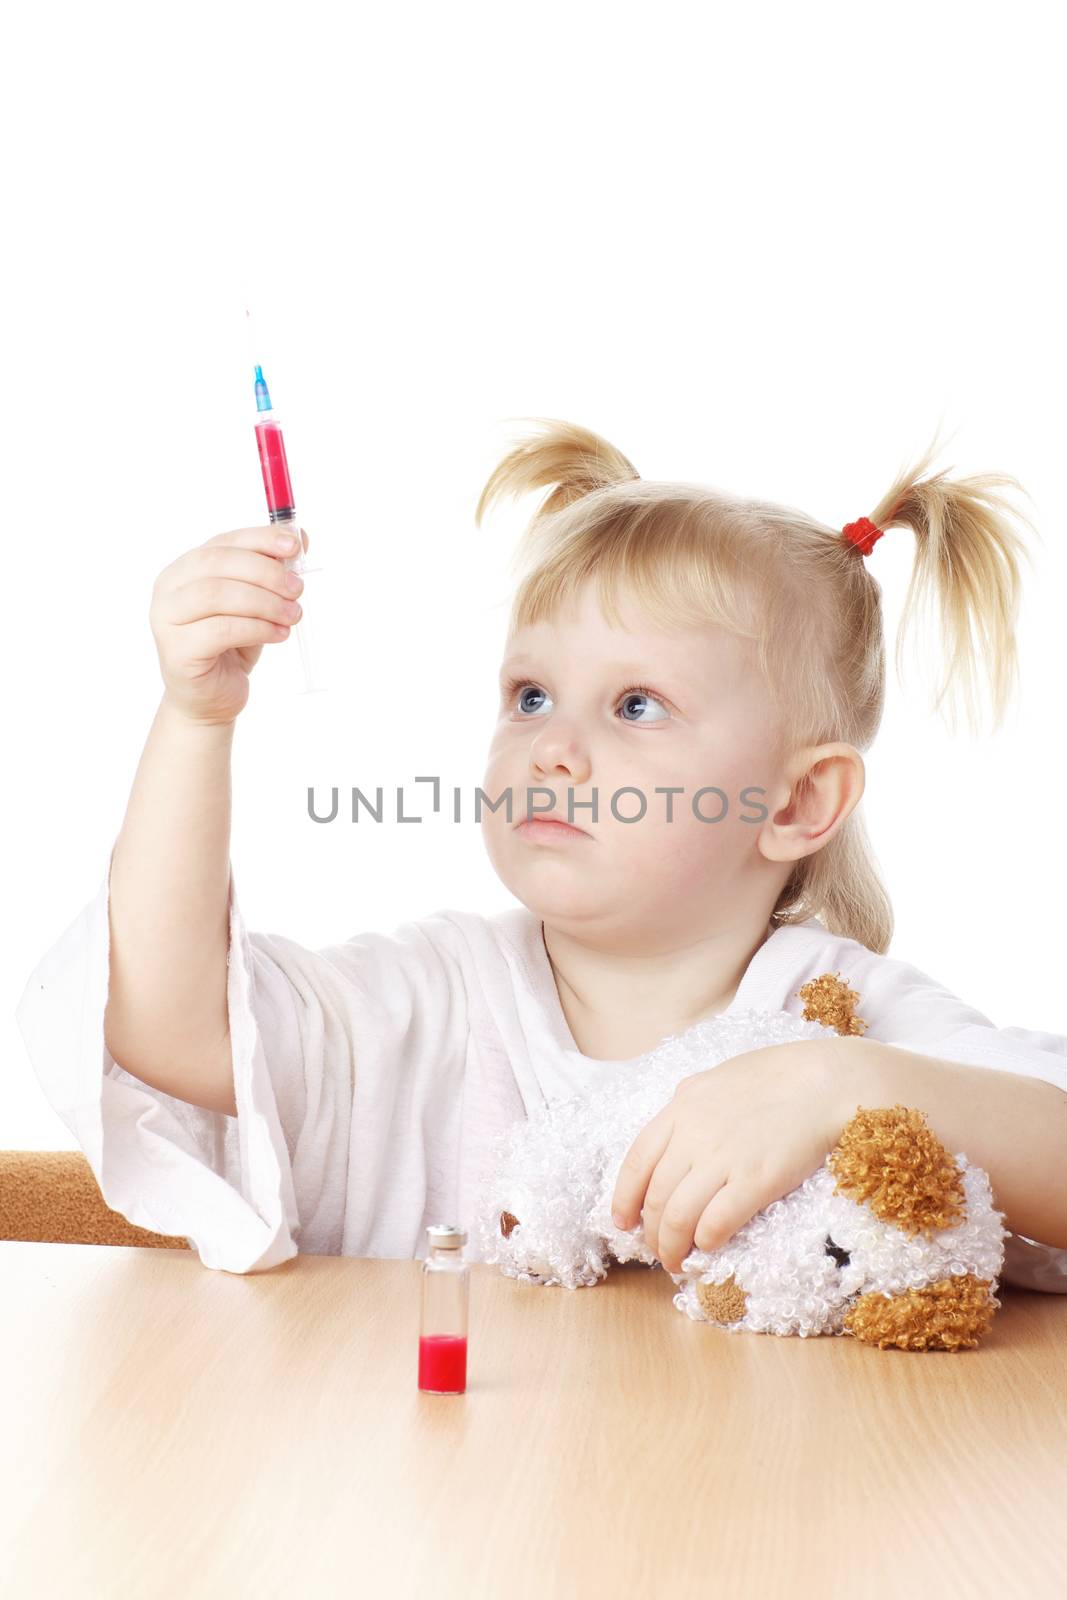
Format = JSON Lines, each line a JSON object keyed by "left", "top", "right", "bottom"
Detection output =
{"left": 500, "top": 1210, "right": 520, "bottom": 1239}
{"left": 828, "top": 1104, "right": 967, "bottom": 1236}
{"left": 797, "top": 971, "right": 869, "bottom": 1036}
{"left": 844, "top": 1275, "right": 1000, "bottom": 1351}
{"left": 830, "top": 1104, "right": 1001, "bottom": 1350}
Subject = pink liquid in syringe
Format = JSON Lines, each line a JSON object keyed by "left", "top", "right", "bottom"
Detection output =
{"left": 255, "top": 418, "right": 295, "bottom": 515}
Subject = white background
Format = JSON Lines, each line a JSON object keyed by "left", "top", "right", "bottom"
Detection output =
{"left": 4, "top": 1, "right": 1064, "bottom": 1148}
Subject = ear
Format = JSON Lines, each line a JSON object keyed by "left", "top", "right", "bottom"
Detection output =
{"left": 756, "top": 742, "right": 865, "bottom": 865}
{"left": 829, "top": 1105, "right": 967, "bottom": 1235}
{"left": 845, "top": 1274, "right": 1000, "bottom": 1352}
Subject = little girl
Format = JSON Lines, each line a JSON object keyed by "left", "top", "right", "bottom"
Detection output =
{"left": 16, "top": 419, "right": 1067, "bottom": 1288}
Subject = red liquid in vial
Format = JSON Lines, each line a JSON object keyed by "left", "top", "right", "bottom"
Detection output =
{"left": 418, "top": 1333, "right": 467, "bottom": 1393}
{"left": 255, "top": 420, "right": 295, "bottom": 514}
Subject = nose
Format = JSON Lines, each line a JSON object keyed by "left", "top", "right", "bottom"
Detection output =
{"left": 529, "top": 725, "right": 592, "bottom": 786}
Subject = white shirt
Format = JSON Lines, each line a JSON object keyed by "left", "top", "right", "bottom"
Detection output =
{"left": 15, "top": 844, "right": 1067, "bottom": 1292}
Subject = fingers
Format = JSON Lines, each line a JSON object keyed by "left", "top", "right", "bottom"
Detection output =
{"left": 640, "top": 1159, "right": 697, "bottom": 1269}
{"left": 652, "top": 1167, "right": 730, "bottom": 1273}
{"left": 610, "top": 1110, "right": 673, "bottom": 1229}
{"left": 692, "top": 1181, "right": 764, "bottom": 1262}
{"left": 176, "top": 613, "right": 295, "bottom": 662}
{"left": 159, "top": 568, "right": 303, "bottom": 630}
{"left": 200, "top": 524, "right": 309, "bottom": 556}
{"left": 155, "top": 541, "right": 305, "bottom": 624}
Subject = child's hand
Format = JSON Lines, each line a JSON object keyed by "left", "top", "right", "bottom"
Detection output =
{"left": 609, "top": 1038, "right": 856, "bottom": 1274}
{"left": 150, "top": 524, "right": 310, "bottom": 726}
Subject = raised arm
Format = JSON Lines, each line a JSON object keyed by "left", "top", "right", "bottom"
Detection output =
{"left": 103, "top": 523, "right": 308, "bottom": 1116}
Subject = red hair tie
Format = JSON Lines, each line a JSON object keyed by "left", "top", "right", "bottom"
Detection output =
{"left": 841, "top": 516, "right": 885, "bottom": 557}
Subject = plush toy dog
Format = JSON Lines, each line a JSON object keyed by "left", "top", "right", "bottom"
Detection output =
{"left": 471, "top": 978, "right": 1008, "bottom": 1352}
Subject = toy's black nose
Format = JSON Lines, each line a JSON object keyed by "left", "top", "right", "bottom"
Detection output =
{"left": 824, "top": 1234, "right": 851, "bottom": 1269}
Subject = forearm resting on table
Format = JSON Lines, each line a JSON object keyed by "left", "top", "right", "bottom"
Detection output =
{"left": 836, "top": 1038, "right": 1067, "bottom": 1251}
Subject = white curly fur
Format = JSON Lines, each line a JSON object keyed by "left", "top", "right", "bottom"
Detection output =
{"left": 470, "top": 1009, "right": 1008, "bottom": 1337}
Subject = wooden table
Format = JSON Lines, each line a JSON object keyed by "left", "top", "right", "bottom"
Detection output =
{"left": 2, "top": 1243, "right": 1065, "bottom": 1598}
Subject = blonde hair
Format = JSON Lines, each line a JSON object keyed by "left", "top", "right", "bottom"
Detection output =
{"left": 474, "top": 418, "right": 1040, "bottom": 953}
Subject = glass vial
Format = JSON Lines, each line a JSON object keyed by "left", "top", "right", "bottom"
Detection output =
{"left": 418, "top": 1224, "right": 469, "bottom": 1394}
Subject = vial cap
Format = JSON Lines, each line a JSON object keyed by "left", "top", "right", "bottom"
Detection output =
{"left": 426, "top": 1223, "right": 467, "bottom": 1250}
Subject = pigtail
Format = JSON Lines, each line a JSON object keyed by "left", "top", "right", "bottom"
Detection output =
{"left": 866, "top": 432, "right": 1040, "bottom": 734}
{"left": 474, "top": 417, "right": 640, "bottom": 528}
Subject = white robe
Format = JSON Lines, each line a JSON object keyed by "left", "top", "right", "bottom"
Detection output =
{"left": 15, "top": 844, "right": 1067, "bottom": 1288}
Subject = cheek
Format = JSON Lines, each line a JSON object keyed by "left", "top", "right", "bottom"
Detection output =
{"left": 604, "top": 803, "right": 710, "bottom": 866}
{"left": 660, "top": 811, "right": 735, "bottom": 875}
{"left": 483, "top": 721, "right": 508, "bottom": 762}
{"left": 611, "top": 789, "right": 755, "bottom": 885}
{"left": 717, "top": 720, "right": 781, "bottom": 782}
{"left": 482, "top": 725, "right": 521, "bottom": 787}
{"left": 479, "top": 741, "right": 533, "bottom": 843}
{"left": 684, "top": 726, "right": 780, "bottom": 809}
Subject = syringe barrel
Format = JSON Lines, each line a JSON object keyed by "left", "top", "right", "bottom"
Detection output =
{"left": 250, "top": 364, "right": 324, "bottom": 691}
{"left": 255, "top": 414, "right": 296, "bottom": 518}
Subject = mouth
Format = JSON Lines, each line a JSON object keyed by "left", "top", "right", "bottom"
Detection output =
{"left": 513, "top": 816, "right": 591, "bottom": 842}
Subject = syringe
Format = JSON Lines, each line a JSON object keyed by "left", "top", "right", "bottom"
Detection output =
{"left": 250, "top": 351, "right": 326, "bottom": 694}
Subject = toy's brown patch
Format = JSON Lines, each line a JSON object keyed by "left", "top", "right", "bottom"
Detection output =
{"left": 797, "top": 971, "right": 868, "bottom": 1036}
{"left": 845, "top": 1275, "right": 999, "bottom": 1350}
{"left": 828, "top": 1104, "right": 967, "bottom": 1235}
{"left": 695, "top": 1274, "right": 748, "bottom": 1324}
{"left": 500, "top": 1210, "right": 519, "bottom": 1239}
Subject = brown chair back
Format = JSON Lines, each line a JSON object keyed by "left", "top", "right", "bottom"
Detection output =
{"left": 0, "top": 1150, "right": 190, "bottom": 1249}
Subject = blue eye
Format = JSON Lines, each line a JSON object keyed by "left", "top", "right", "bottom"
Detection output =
{"left": 502, "top": 677, "right": 670, "bottom": 723}
{"left": 617, "top": 688, "right": 670, "bottom": 724}
{"left": 512, "top": 683, "right": 548, "bottom": 716}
